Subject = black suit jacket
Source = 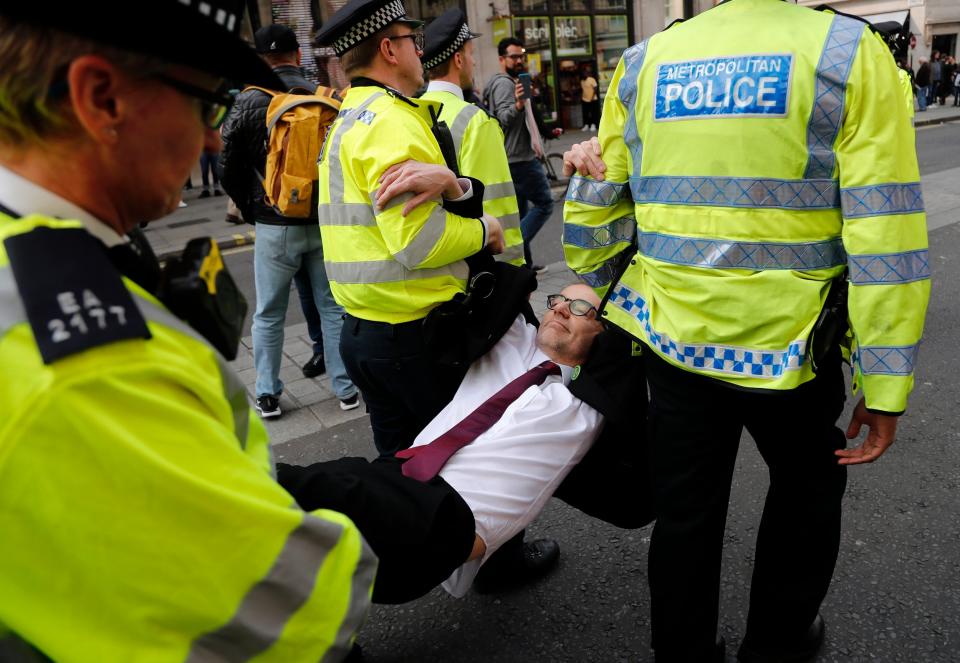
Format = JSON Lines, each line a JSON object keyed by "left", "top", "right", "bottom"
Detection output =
{"left": 555, "top": 328, "right": 654, "bottom": 529}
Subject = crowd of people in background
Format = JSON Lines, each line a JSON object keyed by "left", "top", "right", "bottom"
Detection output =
{"left": 911, "top": 50, "right": 959, "bottom": 111}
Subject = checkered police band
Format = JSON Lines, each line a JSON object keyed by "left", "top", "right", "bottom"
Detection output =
{"left": 422, "top": 22, "right": 472, "bottom": 70}
{"left": 177, "top": 0, "right": 240, "bottom": 33}
{"left": 332, "top": 0, "right": 407, "bottom": 56}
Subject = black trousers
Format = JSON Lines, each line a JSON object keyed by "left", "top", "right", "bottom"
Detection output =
{"left": 277, "top": 457, "right": 476, "bottom": 604}
{"left": 644, "top": 351, "right": 848, "bottom": 662}
{"left": 340, "top": 313, "right": 469, "bottom": 456}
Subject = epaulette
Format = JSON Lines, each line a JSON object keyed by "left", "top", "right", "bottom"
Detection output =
{"left": 4, "top": 226, "right": 151, "bottom": 364}
{"left": 813, "top": 4, "right": 882, "bottom": 37}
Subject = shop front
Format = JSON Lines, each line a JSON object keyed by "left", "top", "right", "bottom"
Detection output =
{"left": 498, "top": 1, "right": 634, "bottom": 129}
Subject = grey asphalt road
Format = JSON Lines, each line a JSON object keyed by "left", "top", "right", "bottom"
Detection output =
{"left": 223, "top": 123, "right": 960, "bottom": 662}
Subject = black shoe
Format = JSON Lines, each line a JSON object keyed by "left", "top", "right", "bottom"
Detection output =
{"left": 344, "top": 642, "right": 363, "bottom": 662}
{"left": 213, "top": 188, "right": 224, "bottom": 196}
{"left": 738, "top": 615, "right": 825, "bottom": 663}
{"left": 474, "top": 538, "right": 560, "bottom": 594}
{"left": 225, "top": 214, "right": 243, "bottom": 225}
{"left": 532, "top": 264, "right": 549, "bottom": 274}
{"left": 301, "top": 352, "right": 326, "bottom": 378}
{"left": 340, "top": 393, "right": 360, "bottom": 411}
{"left": 199, "top": 189, "right": 211, "bottom": 199}
{"left": 255, "top": 395, "right": 282, "bottom": 419}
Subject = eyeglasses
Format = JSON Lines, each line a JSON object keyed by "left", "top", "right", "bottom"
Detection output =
{"left": 546, "top": 294, "right": 597, "bottom": 318}
{"left": 152, "top": 73, "right": 235, "bottom": 129}
{"left": 388, "top": 32, "right": 425, "bottom": 52}
{"left": 504, "top": 52, "right": 526, "bottom": 61}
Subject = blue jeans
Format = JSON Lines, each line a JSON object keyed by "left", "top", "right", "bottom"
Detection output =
{"left": 509, "top": 159, "right": 553, "bottom": 267}
{"left": 252, "top": 223, "right": 355, "bottom": 399}
{"left": 918, "top": 86, "right": 928, "bottom": 111}
{"left": 293, "top": 265, "right": 323, "bottom": 354}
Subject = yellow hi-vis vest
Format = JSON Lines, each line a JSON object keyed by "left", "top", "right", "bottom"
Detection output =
{"left": 0, "top": 215, "right": 375, "bottom": 662}
{"left": 318, "top": 84, "right": 486, "bottom": 323}
{"left": 420, "top": 88, "right": 524, "bottom": 265}
{"left": 563, "top": 0, "right": 929, "bottom": 414}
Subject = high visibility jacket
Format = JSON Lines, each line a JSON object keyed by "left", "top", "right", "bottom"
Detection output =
{"left": 0, "top": 215, "right": 375, "bottom": 662}
{"left": 318, "top": 84, "right": 487, "bottom": 323}
{"left": 563, "top": 0, "right": 929, "bottom": 414}
{"left": 420, "top": 89, "right": 524, "bottom": 265}
{"left": 897, "top": 67, "right": 916, "bottom": 118}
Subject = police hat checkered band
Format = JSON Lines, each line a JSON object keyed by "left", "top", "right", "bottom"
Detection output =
{"left": 423, "top": 23, "right": 472, "bottom": 70}
{"left": 177, "top": 0, "right": 240, "bottom": 33}
{"left": 333, "top": 0, "right": 408, "bottom": 56}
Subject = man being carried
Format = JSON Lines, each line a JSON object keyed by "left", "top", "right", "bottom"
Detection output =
{"left": 279, "top": 284, "right": 606, "bottom": 604}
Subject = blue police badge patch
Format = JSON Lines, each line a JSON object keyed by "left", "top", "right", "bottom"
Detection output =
{"left": 654, "top": 54, "right": 793, "bottom": 121}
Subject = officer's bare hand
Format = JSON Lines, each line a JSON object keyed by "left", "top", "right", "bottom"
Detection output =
{"left": 562, "top": 137, "right": 605, "bottom": 180}
{"left": 376, "top": 161, "right": 462, "bottom": 216}
{"left": 835, "top": 398, "right": 898, "bottom": 465}
{"left": 483, "top": 214, "right": 505, "bottom": 255}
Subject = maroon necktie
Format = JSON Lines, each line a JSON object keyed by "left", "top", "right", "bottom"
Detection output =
{"left": 396, "top": 360, "right": 561, "bottom": 482}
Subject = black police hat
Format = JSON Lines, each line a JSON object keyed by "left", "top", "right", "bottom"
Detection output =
{"left": 315, "top": 0, "right": 423, "bottom": 57}
{"left": 0, "top": 0, "right": 281, "bottom": 89}
{"left": 255, "top": 24, "right": 300, "bottom": 54}
{"left": 421, "top": 8, "right": 481, "bottom": 71}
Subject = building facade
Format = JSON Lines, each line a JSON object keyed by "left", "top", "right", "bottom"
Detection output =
{"left": 248, "top": 1, "right": 667, "bottom": 129}
{"left": 795, "top": 0, "right": 959, "bottom": 68}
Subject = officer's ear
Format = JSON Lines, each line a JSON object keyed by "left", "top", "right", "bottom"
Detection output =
{"left": 453, "top": 51, "right": 463, "bottom": 70}
{"left": 65, "top": 54, "right": 129, "bottom": 147}
{"left": 379, "top": 35, "right": 401, "bottom": 66}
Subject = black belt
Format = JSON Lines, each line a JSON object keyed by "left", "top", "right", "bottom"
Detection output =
{"left": 344, "top": 313, "right": 426, "bottom": 337}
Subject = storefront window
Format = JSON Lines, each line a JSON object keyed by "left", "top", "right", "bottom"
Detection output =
{"left": 511, "top": 0, "right": 549, "bottom": 12}
{"left": 554, "top": 16, "right": 591, "bottom": 56}
{"left": 409, "top": 0, "right": 460, "bottom": 20}
{"left": 552, "top": 0, "right": 588, "bottom": 10}
{"left": 594, "top": 14, "right": 629, "bottom": 96}
{"left": 595, "top": 0, "right": 627, "bottom": 9}
{"left": 513, "top": 16, "right": 556, "bottom": 122}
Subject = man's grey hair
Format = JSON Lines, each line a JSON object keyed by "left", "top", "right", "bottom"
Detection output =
{"left": 0, "top": 20, "right": 162, "bottom": 147}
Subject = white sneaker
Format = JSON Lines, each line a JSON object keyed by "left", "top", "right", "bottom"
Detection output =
{"left": 339, "top": 393, "right": 360, "bottom": 411}
{"left": 581, "top": 125, "right": 590, "bottom": 131}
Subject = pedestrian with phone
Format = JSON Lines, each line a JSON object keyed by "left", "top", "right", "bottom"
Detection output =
{"left": 484, "top": 37, "right": 554, "bottom": 273}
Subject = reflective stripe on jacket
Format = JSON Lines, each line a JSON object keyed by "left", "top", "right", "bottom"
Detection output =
{"left": 563, "top": 0, "right": 929, "bottom": 413}
{"left": 0, "top": 215, "right": 375, "bottom": 662}
{"left": 318, "top": 85, "right": 485, "bottom": 323}
{"left": 420, "top": 90, "right": 524, "bottom": 265}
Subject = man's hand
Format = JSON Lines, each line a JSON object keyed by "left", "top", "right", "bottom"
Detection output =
{"left": 835, "top": 397, "right": 899, "bottom": 465}
{"left": 376, "top": 161, "right": 461, "bottom": 216}
{"left": 514, "top": 82, "right": 525, "bottom": 110}
{"left": 562, "top": 136, "right": 605, "bottom": 180}
{"left": 483, "top": 214, "right": 505, "bottom": 255}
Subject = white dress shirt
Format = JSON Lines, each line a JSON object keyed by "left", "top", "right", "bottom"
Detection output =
{"left": 408, "top": 314, "right": 604, "bottom": 597}
{"left": 0, "top": 165, "right": 126, "bottom": 247}
{"left": 425, "top": 80, "right": 465, "bottom": 100}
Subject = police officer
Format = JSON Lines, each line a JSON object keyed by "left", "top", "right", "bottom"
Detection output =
{"left": 0, "top": 2, "right": 374, "bottom": 660}
{"left": 315, "top": 0, "right": 505, "bottom": 458}
{"left": 419, "top": 8, "right": 524, "bottom": 266}
{"left": 562, "top": 2, "right": 929, "bottom": 661}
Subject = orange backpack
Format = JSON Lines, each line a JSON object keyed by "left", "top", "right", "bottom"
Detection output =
{"left": 245, "top": 85, "right": 342, "bottom": 218}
